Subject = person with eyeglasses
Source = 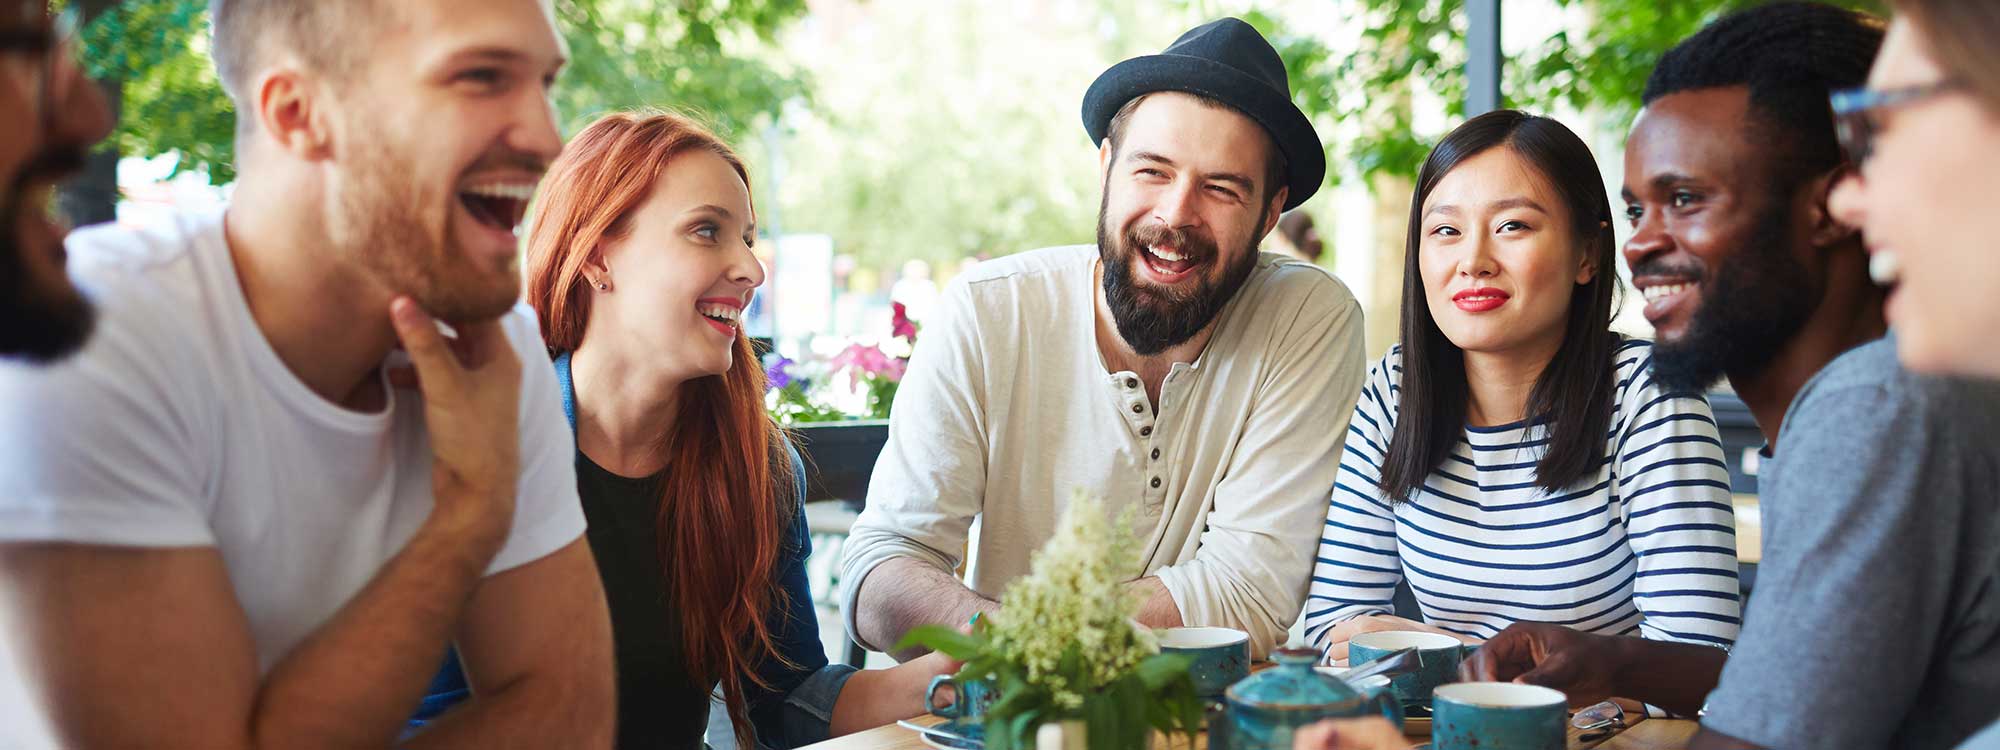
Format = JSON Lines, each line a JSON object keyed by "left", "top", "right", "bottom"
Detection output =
{"left": 1827, "top": 2, "right": 2000, "bottom": 380}
{"left": 0, "top": 2, "right": 111, "bottom": 362}
{"left": 1823, "top": 4, "right": 2000, "bottom": 748}
{"left": 1298, "top": 4, "right": 2000, "bottom": 750}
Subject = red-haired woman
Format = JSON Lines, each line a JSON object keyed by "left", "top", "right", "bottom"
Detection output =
{"left": 422, "top": 111, "right": 957, "bottom": 748}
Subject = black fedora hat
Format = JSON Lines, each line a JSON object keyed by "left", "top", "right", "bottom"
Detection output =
{"left": 1082, "top": 17, "right": 1326, "bottom": 210}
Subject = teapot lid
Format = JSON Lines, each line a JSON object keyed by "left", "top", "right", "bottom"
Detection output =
{"left": 1223, "top": 646, "right": 1364, "bottom": 711}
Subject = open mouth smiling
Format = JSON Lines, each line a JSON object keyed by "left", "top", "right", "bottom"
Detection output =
{"left": 458, "top": 182, "right": 535, "bottom": 234}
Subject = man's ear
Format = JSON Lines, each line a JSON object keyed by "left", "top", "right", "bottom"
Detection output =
{"left": 253, "top": 66, "right": 335, "bottom": 160}
{"left": 1099, "top": 139, "right": 1114, "bottom": 178}
{"left": 1805, "top": 166, "right": 1863, "bottom": 250}
{"left": 1261, "top": 188, "right": 1289, "bottom": 238}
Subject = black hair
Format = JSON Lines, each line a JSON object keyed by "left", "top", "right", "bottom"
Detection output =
{"left": 1378, "top": 110, "right": 1619, "bottom": 503}
{"left": 1643, "top": 2, "right": 1885, "bottom": 189}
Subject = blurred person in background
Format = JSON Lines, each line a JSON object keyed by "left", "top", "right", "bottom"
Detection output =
{"left": 1265, "top": 209, "right": 1323, "bottom": 263}
{"left": 0, "top": 0, "right": 616, "bottom": 747}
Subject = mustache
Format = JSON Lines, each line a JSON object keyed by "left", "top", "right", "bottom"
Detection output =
{"left": 1126, "top": 222, "right": 1216, "bottom": 259}
{"left": 1628, "top": 258, "right": 1704, "bottom": 281}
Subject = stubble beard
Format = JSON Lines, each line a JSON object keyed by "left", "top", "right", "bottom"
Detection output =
{"left": 329, "top": 131, "right": 521, "bottom": 325}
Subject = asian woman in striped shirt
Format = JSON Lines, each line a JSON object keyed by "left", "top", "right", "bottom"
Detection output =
{"left": 1304, "top": 111, "right": 1741, "bottom": 668}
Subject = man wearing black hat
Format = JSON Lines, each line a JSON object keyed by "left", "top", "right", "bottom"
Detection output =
{"left": 841, "top": 18, "right": 1367, "bottom": 660}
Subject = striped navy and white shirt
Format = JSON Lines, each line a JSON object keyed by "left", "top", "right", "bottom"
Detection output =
{"left": 1304, "top": 339, "right": 1742, "bottom": 650}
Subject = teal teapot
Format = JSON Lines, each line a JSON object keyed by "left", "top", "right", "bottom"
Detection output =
{"left": 1212, "top": 647, "right": 1381, "bottom": 750}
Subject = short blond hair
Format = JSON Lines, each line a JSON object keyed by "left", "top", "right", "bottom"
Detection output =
{"left": 208, "top": 0, "right": 379, "bottom": 115}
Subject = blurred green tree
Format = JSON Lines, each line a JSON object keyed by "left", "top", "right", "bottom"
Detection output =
{"left": 65, "top": 0, "right": 809, "bottom": 218}
{"left": 1233, "top": 0, "right": 1884, "bottom": 188}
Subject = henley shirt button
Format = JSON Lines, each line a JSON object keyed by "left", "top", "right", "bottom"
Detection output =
{"left": 1150, "top": 448, "right": 1161, "bottom": 460}
{"left": 1140, "top": 426, "right": 1152, "bottom": 437}
{"left": 1131, "top": 403, "right": 1144, "bottom": 414}
{"left": 1125, "top": 377, "right": 1138, "bottom": 389}
{"left": 1150, "top": 476, "right": 1162, "bottom": 489}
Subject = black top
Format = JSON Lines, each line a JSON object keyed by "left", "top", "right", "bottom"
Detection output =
{"left": 576, "top": 454, "right": 709, "bottom": 749}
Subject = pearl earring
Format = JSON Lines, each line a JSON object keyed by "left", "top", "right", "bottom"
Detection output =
{"left": 596, "top": 281, "right": 608, "bottom": 290}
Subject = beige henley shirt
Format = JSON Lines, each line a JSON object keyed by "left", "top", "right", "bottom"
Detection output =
{"left": 839, "top": 245, "right": 1366, "bottom": 657}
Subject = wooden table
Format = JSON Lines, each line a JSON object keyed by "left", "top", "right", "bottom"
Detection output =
{"left": 1731, "top": 494, "right": 1762, "bottom": 564}
{"left": 801, "top": 713, "right": 1698, "bottom": 750}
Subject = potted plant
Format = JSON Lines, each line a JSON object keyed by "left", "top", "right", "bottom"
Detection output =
{"left": 898, "top": 494, "right": 1206, "bottom": 750}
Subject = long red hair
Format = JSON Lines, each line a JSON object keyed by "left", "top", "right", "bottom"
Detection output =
{"left": 523, "top": 110, "right": 796, "bottom": 741}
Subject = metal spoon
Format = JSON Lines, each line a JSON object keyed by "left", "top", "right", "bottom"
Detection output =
{"left": 1341, "top": 646, "right": 1420, "bottom": 683}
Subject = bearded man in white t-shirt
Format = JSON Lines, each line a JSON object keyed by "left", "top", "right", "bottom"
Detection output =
{"left": 841, "top": 18, "right": 1368, "bottom": 660}
{"left": 0, "top": 1, "right": 615, "bottom": 748}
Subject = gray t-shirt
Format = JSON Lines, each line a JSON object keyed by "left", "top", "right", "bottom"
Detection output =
{"left": 1962, "top": 722, "right": 2000, "bottom": 750}
{"left": 1702, "top": 338, "right": 2000, "bottom": 749}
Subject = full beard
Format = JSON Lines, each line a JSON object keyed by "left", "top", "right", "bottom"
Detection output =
{"left": 0, "top": 153, "right": 96, "bottom": 362}
{"left": 329, "top": 135, "right": 521, "bottom": 325}
{"left": 1095, "top": 196, "right": 1264, "bottom": 356}
{"left": 1648, "top": 206, "right": 1817, "bottom": 393}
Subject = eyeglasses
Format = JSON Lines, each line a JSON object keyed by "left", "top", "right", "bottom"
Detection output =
{"left": 1831, "top": 80, "right": 1960, "bottom": 166}
{"left": 0, "top": 3, "right": 80, "bottom": 131}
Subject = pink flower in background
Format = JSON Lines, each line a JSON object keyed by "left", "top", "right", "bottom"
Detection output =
{"left": 892, "top": 302, "right": 919, "bottom": 343}
{"left": 830, "top": 343, "right": 906, "bottom": 384}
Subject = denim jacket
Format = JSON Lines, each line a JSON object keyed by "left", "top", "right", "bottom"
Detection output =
{"left": 411, "top": 353, "right": 855, "bottom": 749}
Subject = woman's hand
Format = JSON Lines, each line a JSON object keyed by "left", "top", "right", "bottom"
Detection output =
{"left": 1292, "top": 718, "right": 1412, "bottom": 750}
{"left": 1321, "top": 614, "right": 1479, "bottom": 665}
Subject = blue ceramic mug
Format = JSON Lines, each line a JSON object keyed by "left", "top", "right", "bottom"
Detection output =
{"left": 1346, "top": 631, "right": 1473, "bottom": 707}
{"left": 1431, "top": 682, "right": 1566, "bottom": 750}
{"left": 926, "top": 674, "right": 996, "bottom": 721}
{"left": 1159, "top": 626, "right": 1251, "bottom": 700}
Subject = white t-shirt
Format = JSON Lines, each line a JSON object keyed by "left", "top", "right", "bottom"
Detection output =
{"left": 0, "top": 208, "right": 585, "bottom": 674}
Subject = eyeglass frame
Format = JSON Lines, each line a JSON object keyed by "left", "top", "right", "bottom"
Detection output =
{"left": 1831, "top": 79, "right": 1961, "bottom": 167}
{"left": 0, "top": 3, "right": 82, "bottom": 136}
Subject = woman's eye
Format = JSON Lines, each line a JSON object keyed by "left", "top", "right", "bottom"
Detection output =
{"left": 1430, "top": 225, "right": 1460, "bottom": 237}
{"left": 1497, "top": 220, "right": 1528, "bottom": 233}
{"left": 693, "top": 224, "right": 718, "bottom": 241}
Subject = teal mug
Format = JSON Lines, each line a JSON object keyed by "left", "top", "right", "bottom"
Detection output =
{"left": 1159, "top": 626, "right": 1251, "bottom": 700}
{"left": 926, "top": 674, "right": 996, "bottom": 721}
{"left": 1431, "top": 682, "right": 1566, "bottom": 750}
{"left": 1346, "top": 631, "right": 1473, "bottom": 708}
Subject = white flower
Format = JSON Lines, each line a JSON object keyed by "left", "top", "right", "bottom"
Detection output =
{"left": 990, "top": 492, "right": 1159, "bottom": 696}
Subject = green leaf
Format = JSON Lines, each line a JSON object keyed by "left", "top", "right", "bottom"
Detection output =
{"left": 893, "top": 624, "right": 987, "bottom": 660}
{"left": 1133, "top": 653, "right": 1192, "bottom": 692}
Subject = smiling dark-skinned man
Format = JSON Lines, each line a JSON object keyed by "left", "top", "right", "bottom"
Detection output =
{"left": 1463, "top": 4, "right": 2000, "bottom": 750}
